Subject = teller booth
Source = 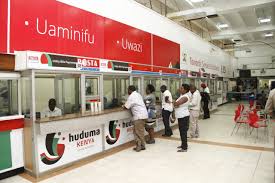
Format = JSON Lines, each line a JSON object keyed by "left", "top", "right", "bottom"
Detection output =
{"left": 0, "top": 54, "right": 24, "bottom": 179}
{"left": 14, "top": 51, "right": 187, "bottom": 177}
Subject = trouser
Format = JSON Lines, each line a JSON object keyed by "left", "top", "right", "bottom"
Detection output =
{"left": 190, "top": 110, "right": 200, "bottom": 137}
{"left": 133, "top": 119, "right": 145, "bottom": 149}
{"left": 203, "top": 100, "right": 210, "bottom": 119}
{"left": 162, "top": 109, "right": 173, "bottom": 136}
{"left": 178, "top": 116, "right": 190, "bottom": 150}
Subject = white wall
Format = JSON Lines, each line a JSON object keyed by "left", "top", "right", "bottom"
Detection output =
{"left": 235, "top": 44, "right": 275, "bottom": 70}
{"left": 58, "top": 0, "right": 234, "bottom": 78}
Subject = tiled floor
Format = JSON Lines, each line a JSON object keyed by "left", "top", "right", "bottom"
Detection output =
{"left": 1, "top": 103, "right": 274, "bottom": 183}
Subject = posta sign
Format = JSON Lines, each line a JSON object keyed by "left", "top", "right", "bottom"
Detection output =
{"left": 6, "top": 0, "right": 180, "bottom": 69}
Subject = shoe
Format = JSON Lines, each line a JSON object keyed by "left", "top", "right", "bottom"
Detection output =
{"left": 146, "top": 139, "right": 155, "bottom": 144}
{"left": 133, "top": 146, "right": 146, "bottom": 151}
{"left": 133, "top": 147, "right": 141, "bottom": 152}
{"left": 177, "top": 146, "right": 182, "bottom": 149}
{"left": 162, "top": 134, "right": 169, "bottom": 137}
{"left": 177, "top": 149, "right": 187, "bottom": 152}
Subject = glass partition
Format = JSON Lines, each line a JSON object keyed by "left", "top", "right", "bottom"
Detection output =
{"left": 170, "top": 79, "right": 180, "bottom": 99}
{"left": 21, "top": 76, "right": 31, "bottom": 118}
{"left": 103, "top": 76, "right": 129, "bottom": 109}
{"left": 133, "top": 77, "right": 141, "bottom": 92}
{"left": 0, "top": 80, "right": 18, "bottom": 117}
{"left": 85, "top": 77, "right": 100, "bottom": 111}
{"left": 144, "top": 77, "right": 161, "bottom": 102}
{"left": 209, "top": 79, "right": 215, "bottom": 94}
{"left": 35, "top": 73, "right": 81, "bottom": 118}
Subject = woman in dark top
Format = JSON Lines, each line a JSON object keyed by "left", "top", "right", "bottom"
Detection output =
{"left": 144, "top": 84, "right": 157, "bottom": 144}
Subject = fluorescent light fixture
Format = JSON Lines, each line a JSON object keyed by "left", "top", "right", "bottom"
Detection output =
{"left": 258, "top": 17, "right": 271, "bottom": 24}
{"left": 217, "top": 23, "right": 229, "bottom": 29}
{"left": 265, "top": 32, "right": 273, "bottom": 37}
{"left": 190, "top": 0, "right": 204, "bottom": 2}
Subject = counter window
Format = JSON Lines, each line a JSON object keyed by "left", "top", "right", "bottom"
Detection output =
{"left": 21, "top": 76, "right": 32, "bottom": 118}
{"left": 0, "top": 80, "right": 18, "bottom": 117}
{"left": 170, "top": 79, "right": 180, "bottom": 99}
{"left": 86, "top": 78, "right": 98, "bottom": 96}
{"left": 209, "top": 80, "right": 215, "bottom": 94}
{"left": 85, "top": 77, "right": 100, "bottom": 111}
{"left": 132, "top": 77, "right": 141, "bottom": 92}
{"left": 35, "top": 74, "right": 81, "bottom": 118}
{"left": 144, "top": 78, "right": 161, "bottom": 102}
{"left": 103, "top": 76, "right": 129, "bottom": 109}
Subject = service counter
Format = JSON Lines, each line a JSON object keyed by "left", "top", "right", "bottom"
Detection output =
{"left": 0, "top": 72, "right": 25, "bottom": 179}
{"left": 36, "top": 108, "right": 131, "bottom": 135}
{"left": 34, "top": 106, "right": 173, "bottom": 174}
{"left": 0, "top": 115, "right": 24, "bottom": 177}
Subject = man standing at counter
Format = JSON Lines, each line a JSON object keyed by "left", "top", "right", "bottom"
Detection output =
{"left": 201, "top": 83, "right": 210, "bottom": 119}
{"left": 160, "top": 85, "right": 173, "bottom": 137}
{"left": 189, "top": 85, "right": 201, "bottom": 138}
{"left": 41, "top": 98, "right": 62, "bottom": 118}
{"left": 123, "top": 85, "right": 148, "bottom": 152}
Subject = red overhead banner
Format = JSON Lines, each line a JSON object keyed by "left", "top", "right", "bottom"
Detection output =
{"left": 104, "top": 19, "right": 151, "bottom": 65}
{"left": 10, "top": 0, "right": 105, "bottom": 58}
{"left": 153, "top": 35, "right": 180, "bottom": 69}
{"left": 0, "top": 0, "right": 8, "bottom": 53}
{"left": 5, "top": 0, "right": 182, "bottom": 72}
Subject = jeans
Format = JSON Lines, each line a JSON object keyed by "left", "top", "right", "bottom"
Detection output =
{"left": 178, "top": 116, "right": 190, "bottom": 150}
{"left": 162, "top": 109, "right": 173, "bottom": 136}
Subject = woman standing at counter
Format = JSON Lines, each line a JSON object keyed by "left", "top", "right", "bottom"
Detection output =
{"left": 144, "top": 84, "right": 157, "bottom": 144}
{"left": 174, "top": 84, "right": 190, "bottom": 152}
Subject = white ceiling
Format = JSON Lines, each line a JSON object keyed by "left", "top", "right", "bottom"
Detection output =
{"left": 134, "top": 0, "right": 275, "bottom": 51}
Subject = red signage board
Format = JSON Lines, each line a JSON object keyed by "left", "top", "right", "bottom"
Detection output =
{"left": 153, "top": 35, "right": 180, "bottom": 68}
{"left": 104, "top": 19, "right": 151, "bottom": 65}
{"left": 10, "top": 0, "right": 105, "bottom": 59}
{"left": 0, "top": 0, "right": 8, "bottom": 53}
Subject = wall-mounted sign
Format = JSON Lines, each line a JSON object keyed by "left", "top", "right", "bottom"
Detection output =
{"left": 188, "top": 71, "right": 198, "bottom": 78}
{"left": 15, "top": 51, "right": 100, "bottom": 71}
{"left": 112, "top": 62, "right": 129, "bottom": 71}
{"left": 211, "top": 74, "right": 216, "bottom": 79}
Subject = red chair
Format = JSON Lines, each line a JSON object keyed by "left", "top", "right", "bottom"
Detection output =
{"left": 231, "top": 108, "right": 249, "bottom": 136}
{"left": 248, "top": 111, "right": 268, "bottom": 142}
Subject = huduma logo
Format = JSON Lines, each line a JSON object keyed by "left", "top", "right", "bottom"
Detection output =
{"left": 106, "top": 120, "right": 121, "bottom": 145}
{"left": 40, "top": 132, "right": 65, "bottom": 165}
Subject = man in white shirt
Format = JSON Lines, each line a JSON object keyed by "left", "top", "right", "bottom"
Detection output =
{"left": 41, "top": 98, "right": 62, "bottom": 118}
{"left": 124, "top": 85, "right": 148, "bottom": 152}
{"left": 201, "top": 83, "right": 210, "bottom": 119}
{"left": 160, "top": 85, "right": 173, "bottom": 137}
{"left": 189, "top": 85, "right": 201, "bottom": 138}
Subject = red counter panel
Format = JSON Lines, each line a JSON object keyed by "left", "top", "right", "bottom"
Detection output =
{"left": 10, "top": 0, "right": 104, "bottom": 59}
{"left": 0, "top": 0, "right": 8, "bottom": 53}
{"left": 0, "top": 118, "right": 24, "bottom": 132}
{"left": 153, "top": 35, "right": 180, "bottom": 69}
{"left": 104, "top": 18, "right": 151, "bottom": 65}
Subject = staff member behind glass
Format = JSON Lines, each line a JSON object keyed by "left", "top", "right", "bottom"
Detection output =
{"left": 201, "top": 83, "right": 210, "bottom": 119}
{"left": 160, "top": 85, "right": 173, "bottom": 137}
{"left": 123, "top": 85, "right": 148, "bottom": 152}
{"left": 41, "top": 98, "right": 62, "bottom": 118}
{"left": 189, "top": 85, "right": 201, "bottom": 138}
{"left": 174, "top": 84, "right": 190, "bottom": 152}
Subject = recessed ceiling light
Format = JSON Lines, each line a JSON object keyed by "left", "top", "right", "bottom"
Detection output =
{"left": 190, "top": 0, "right": 204, "bottom": 2}
{"left": 217, "top": 23, "right": 229, "bottom": 29}
{"left": 265, "top": 32, "right": 273, "bottom": 37}
{"left": 258, "top": 17, "right": 271, "bottom": 24}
